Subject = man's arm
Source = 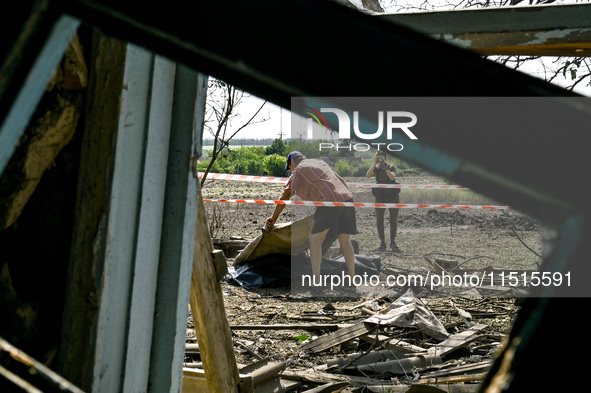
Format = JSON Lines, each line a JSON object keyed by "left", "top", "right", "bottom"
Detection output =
{"left": 385, "top": 165, "right": 396, "bottom": 181}
{"left": 366, "top": 156, "right": 379, "bottom": 178}
{"left": 264, "top": 187, "right": 292, "bottom": 230}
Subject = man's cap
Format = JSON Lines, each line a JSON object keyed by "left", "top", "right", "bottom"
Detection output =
{"left": 285, "top": 151, "right": 304, "bottom": 171}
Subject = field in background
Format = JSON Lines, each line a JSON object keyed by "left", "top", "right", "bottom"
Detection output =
{"left": 346, "top": 176, "right": 501, "bottom": 206}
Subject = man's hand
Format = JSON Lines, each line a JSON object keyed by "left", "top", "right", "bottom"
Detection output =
{"left": 264, "top": 216, "right": 276, "bottom": 230}
{"left": 265, "top": 188, "right": 290, "bottom": 230}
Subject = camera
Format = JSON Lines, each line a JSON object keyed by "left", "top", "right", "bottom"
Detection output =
{"left": 377, "top": 156, "right": 385, "bottom": 163}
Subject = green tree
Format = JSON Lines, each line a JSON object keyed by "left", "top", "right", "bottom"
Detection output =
{"left": 265, "top": 138, "right": 288, "bottom": 156}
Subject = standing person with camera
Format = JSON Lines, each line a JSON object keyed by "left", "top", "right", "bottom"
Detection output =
{"left": 366, "top": 151, "right": 402, "bottom": 253}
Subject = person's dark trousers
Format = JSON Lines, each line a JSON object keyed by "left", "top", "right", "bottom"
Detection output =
{"left": 375, "top": 192, "right": 399, "bottom": 248}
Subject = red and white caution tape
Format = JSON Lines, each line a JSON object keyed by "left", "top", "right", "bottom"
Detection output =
{"left": 202, "top": 199, "right": 510, "bottom": 210}
{"left": 198, "top": 172, "right": 468, "bottom": 190}
{"left": 347, "top": 183, "right": 468, "bottom": 190}
{"left": 200, "top": 172, "right": 288, "bottom": 183}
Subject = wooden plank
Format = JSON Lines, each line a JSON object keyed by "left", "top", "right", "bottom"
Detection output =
{"left": 182, "top": 368, "right": 209, "bottom": 393}
{"left": 148, "top": 65, "right": 206, "bottom": 393}
{"left": 0, "top": 16, "right": 80, "bottom": 176}
{"left": 365, "top": 385, "right": 482, "bottom": 393}
{"left": 239, "top": 359, "right": 286, "bottom": 385}
{"left": 0, "top": 337, "right": 84, "bottom": 393}
{"left": 378, "top": 3, "right": 591, "bottom": 57}
{"left": 417, "top": 360, "right": 493, "bottom": 380}
{"left": 211, "top": 249, "right": 228, "bottom": 281}
{"left": 57, "top": 34, "right": 127, "bottom": 390}
{"left": 281, "top": 379, "right": 304, "bottom": 391}
{"left": 301, "top": 322, "right": 375, "bottom": 353}
{"left": 364, "top": 388, "right": 417, "bottom": 393}
{"left": 355, "top": 354, "right": 442, "bottom": 375}
{"left": 327, "top": 349, "right": 442, "bottom": 375}
{"left": 0, "top": 33, "right": 86, "bottom": 230}
{"left": 428, "top": 324, "right": 487, "bottom": 357}
{"left": 300, "top": 382, "right": 349, "bottom": 393}
{"left": 328, "top": 349, "right": 429, "bottom": 368}
{"left": 123, "top": 46, "right": 173, "bottom": 393}
{"left": 238, "top": 359, "right": 286, "bottom": 393}
{"left": 280, "top": 369, "right": 392, "bottom": 388}
{"left": 185, "top": 343, "right": 200, "bottom": 355}
{"left": 359, "top": 333, "right": 428, "bottom": 354}
{"left": 189, "top": 190, "right": 240, "bottom": 393}
{"left": 230, "top": 323, "right": 346, "bottom": 331}
{"left": 91, "top": 43, "right": 159, "bottom": 393}
{"left": 413, "top": 372, "right": 489, "bottom": 385}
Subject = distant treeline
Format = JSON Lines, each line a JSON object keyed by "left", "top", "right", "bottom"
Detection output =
{"left": 198, "top": 138, "right": 424, "bottom": 177}
{"left": 203, "top": 138, "right": 290, "bottom": 146}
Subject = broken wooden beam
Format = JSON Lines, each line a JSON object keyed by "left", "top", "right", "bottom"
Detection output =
{"left": 300, "top": 322, "right": 376, "bottom": 354}
{"left": 416, "top": 360, "right": 493, "bottom": 381}
{"left": 327, "top": 349, "right": 429, "bottom": 368}
{"left": 328, "top": 351, "right": 442, "bottom": 375}
{"left": 377, "top": 3, "right": 591, "bottom": 57}
{"left": 239, "top": 359, "right": 286, "bottom": 393}
{"left": 413, "top": 372, "right": 489, "bottom": 385}
{"left": 213, "top": 238, "right": 251, "bottom": 258}
{"left": 364, "top": 384, "right": 481, "bottom": 392}
{"left": 189, "top": 191, "right": 240, "bottom": 393}
{"left": 229, "top": 323, "right": 348, "bottom": 332}
{"left": 185, "top": 343, "right": 200, "bottom": 355}
{"left": 211, "top": 249, "right": 228, "bottom": 282}
{"left": 428, "top": 324, "right": 487, "bottom": 357}
{"left": 359, "top": 333, "right": 428, "bottom": 354}
{"left": 0, "top": 336, "right": 84, "bottom": 393}
{"left": 279, "top": 368, "right": 392, "bottom": 388}
{"left": 0, "top": 33, "right": 87, "bottom": 230}
{"left": 182, "top": 368, "right": 208, "bottom": 393}
{"left": 299, "top": 381, "right": 349, "bottom": 393}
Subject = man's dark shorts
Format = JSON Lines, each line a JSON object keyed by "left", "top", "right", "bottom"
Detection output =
{"left": 311, "top": 199, "right": 357, "bottom": 235}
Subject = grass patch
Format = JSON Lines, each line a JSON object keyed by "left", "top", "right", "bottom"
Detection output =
{"left": 399, "top": 189, "right": 500, "bottom": 205}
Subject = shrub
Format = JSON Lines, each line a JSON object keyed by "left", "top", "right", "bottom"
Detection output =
{"left": 214, "top": 154, "right": 234, "bottom": 173}
{"left": 197, "top": 159, "right": 219, "bottom": 173}
{"left": 234, "top": 158, "right": 264, "bottom": 175}
{"left": 334, "top": 159, "right": 352, "bottom": 176}
{"left": 352, "top": 158, "right": 373, "bottom": 177}
{"left": 263, "top": 154, "right": 287, "bottom": 177}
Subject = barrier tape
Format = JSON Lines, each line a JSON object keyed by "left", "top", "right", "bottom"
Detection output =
{"left": 200, "top": 173, "right": 288, "bottom": 184}
{"left": 199, "top": 172, "right": 468, "bottom": 190}
{"left": 203, "top": 199, "right": 510, "bottom": 210}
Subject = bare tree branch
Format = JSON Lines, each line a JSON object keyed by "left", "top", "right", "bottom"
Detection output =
{"left": 201, "top": 78, "right": 269, "bottom": 186}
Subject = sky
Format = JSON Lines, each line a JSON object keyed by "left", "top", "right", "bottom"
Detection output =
{"left": 228, "top": 97, "right": 290, "bottom": 140}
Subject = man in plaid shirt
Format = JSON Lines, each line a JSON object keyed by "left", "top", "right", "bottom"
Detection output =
{"left": 265, "top": 151, "right": 357, "bottom": 286}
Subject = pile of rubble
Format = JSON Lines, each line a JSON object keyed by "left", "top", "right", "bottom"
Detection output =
{"left": 185, "top": 287, "right": 517, "bottom": 392}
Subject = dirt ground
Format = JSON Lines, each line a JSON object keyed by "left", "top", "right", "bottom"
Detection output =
{"left": 186, "top": 176, "right": 541, "bottom": 390}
